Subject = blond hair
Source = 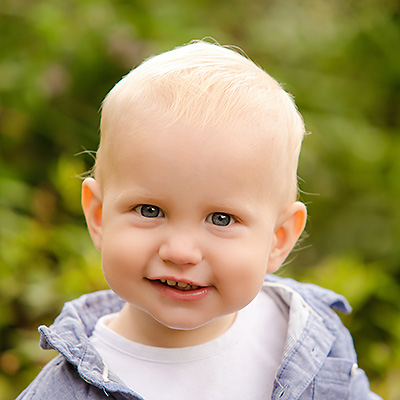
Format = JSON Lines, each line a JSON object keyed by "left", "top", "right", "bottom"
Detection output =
{"left": 97, "top": 40, "right": 306, "bottom": 201}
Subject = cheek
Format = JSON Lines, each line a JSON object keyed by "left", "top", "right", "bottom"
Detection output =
{"left": 100, "top": 230, "right": 149, "bottom": 281}
{"left": 221, "top": 237, "right": 270, "bottom": 277}
{"left": 213, "top": 239, "right": 271, "bottom": 303}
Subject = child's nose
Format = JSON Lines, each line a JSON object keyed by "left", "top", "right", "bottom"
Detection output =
{"left": 158, "top": 230, "right": 203, "bottom": 266}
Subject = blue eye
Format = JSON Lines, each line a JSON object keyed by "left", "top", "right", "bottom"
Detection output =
{"left": 207, "top": 212, "right": 233, "bottom": 226}
{"left": 134, "top": 205, "right": 164, "bottom": 218}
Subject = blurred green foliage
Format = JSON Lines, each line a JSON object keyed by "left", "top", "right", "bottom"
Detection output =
{"left": 1, "top": 0, "right": 399, "bottom": 398}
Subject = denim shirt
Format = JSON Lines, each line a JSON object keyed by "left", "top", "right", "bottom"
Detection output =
{"left": 16, "top": 275, "right": 382, "bottom": 400}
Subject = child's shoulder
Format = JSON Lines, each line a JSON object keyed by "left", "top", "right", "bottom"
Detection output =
{"left": 18, "top": 291, "right": 125, "bottom": 399}
{"left": 264, "top": 274, "right": 352, "bottom": 316}
{"left": 16, "top": 354, "right": 102, "bottom": 399}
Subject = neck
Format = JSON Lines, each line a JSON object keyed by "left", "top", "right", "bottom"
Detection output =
{"left": 107, "top": 303, "right": 236, "bottom": 348}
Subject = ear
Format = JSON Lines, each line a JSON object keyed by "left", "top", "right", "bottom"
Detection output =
{"left": 81, "top": 178, "right": 103, "bottom": 251}
{"left": 267, "top": 201, "right": 307, "bottom": 273}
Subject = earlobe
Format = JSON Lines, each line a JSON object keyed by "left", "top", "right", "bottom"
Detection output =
{"left": 267, "top": 202, "right": 307, "bottom": 273}
{"left": 81, "top": 178, "right": 103, "bottom": 251}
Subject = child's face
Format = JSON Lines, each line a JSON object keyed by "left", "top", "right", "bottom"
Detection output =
{"left": 83, "top": 115, "right": 306, "bottom": 346}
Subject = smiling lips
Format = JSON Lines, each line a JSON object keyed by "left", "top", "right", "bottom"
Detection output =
{"left": 149, "top": 278, "right": 211, "bottom": 302}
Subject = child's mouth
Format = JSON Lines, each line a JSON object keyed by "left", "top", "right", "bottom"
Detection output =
{"left": 149, "top": 278, "right": 212, "bottom": 302}
{"left": 158, "top": 279, "right": 201, "bottom": 291}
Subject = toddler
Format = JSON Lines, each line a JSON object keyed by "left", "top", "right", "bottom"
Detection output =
{"left": 17, "top": 40, "right": 381, "bottom": 399}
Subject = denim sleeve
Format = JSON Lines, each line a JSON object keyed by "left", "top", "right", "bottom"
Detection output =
{"left": 15, "top": 355, "right": 108, "bottom": 400}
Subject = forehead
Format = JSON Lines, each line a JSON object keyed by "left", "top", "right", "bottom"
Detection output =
{"left": 101, "top": 111, "right": 277, "bottom": 169}
{"left": 98, "top": 115, "right": 283, "bottom": 204}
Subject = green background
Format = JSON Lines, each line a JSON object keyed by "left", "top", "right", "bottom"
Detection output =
{"left": 1, "top": 0, "right": 399, "bottom": 398}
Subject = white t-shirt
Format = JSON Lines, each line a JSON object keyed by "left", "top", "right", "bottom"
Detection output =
{"left": 90, "top": 288, "right": 288, "bottom": 400}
